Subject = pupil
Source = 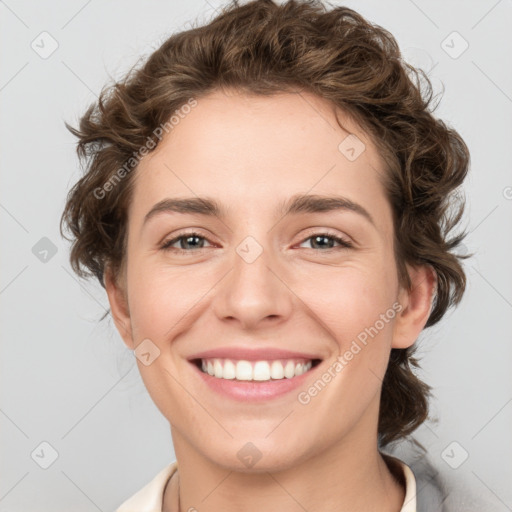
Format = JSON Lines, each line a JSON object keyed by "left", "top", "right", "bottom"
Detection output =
{"left": 183, "top": 235, "right": 202, "bottom": 249}
{"left": 313, "top": 235, "right": 332, "bottom": 249}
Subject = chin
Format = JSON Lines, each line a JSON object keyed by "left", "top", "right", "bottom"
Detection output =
{"left": 204, "top": 441, "right": 312, "bottom": 474}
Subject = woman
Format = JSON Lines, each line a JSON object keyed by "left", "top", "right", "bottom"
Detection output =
{"left": 60, "top": 1, "right": 471, "bottom": 510}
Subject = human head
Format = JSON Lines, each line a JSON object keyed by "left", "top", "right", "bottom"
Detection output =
{"left": 60, "top": 0, "right": 469, "bottom": 449}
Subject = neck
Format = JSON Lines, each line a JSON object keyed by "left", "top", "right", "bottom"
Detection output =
{"left": 164, "top": 428, "right": 405, "bottom": 512}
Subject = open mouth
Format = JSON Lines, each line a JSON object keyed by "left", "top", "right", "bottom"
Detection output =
{"left": 191, "top": 358, "right": 322, "bottom": 382}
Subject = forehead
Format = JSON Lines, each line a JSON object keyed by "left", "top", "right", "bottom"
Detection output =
{"left": 129, "top": 89, "right": 390, "bottom": 225}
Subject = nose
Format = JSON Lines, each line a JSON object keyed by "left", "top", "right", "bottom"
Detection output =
{"left": 212, "top": 241, "right": 294, "bottom": 330}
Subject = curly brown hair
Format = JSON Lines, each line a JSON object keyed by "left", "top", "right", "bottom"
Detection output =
{"left": 60, "top": 0, "right": 470, "bottom": 447}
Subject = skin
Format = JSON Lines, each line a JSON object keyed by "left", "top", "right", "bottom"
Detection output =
{"left": 105, "top": 88, "right": 435, "bottom": 512}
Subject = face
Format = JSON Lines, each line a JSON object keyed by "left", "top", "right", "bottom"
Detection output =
{"left": 106, "top": 89, "right": 433, "bottom": 471}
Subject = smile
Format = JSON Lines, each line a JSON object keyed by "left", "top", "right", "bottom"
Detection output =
{"left": 190, "top": 357, "right": 324, "bottom": 401}
{"left": 196, "top": 358, "right": 321, "bottom": 381}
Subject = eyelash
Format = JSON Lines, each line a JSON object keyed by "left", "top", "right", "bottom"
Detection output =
{"left": 159, "top": 231, "right": 353, "bottom": 254}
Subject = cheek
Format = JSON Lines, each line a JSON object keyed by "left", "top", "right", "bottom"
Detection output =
{"left": 294, "top": 259, "right": 400, "bottom": 395}
{"left": 297, "top": 260, "right": 398, "bottom": 336}
{"left": 302, "top": 268, "right": 400, "bottom": 401}
{"left": 126, "top": 257, "right": 208, "bottom": 338}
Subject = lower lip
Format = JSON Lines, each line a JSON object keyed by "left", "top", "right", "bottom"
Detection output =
{"left": 190, "top": 361, "right": 320, "bottom": 402}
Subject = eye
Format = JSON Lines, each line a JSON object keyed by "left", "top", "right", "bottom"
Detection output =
{"left": 298, "top": 232, "right": 353, "bottom": 251}
{"left": 160, "top": 232, "right": 212, "bottom": 253}
{"left": 160, "top": 230, "right": 353, "bottom": 254}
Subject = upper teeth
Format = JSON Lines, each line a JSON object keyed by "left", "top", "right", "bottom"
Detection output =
{"left": 201, "top": 358, "right": 313, "bottom": 381}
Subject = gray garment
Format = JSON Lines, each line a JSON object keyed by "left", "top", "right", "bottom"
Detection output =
{"left": 384, "top": 438, "right": 504, "bottom": 512}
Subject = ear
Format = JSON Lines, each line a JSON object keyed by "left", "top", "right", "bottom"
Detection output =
{"left": 392, "top": 264, "right": 437, "bottom": 349}
{"left": 104, "top": 265, "right": 135, "bottom": 350}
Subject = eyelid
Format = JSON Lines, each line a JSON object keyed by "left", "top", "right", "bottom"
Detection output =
{"left": 160, "top": 230, "right": 214, "bottom": 250}
{"left": 160, "top": 227, "right": 354, "bottom": 253}
{"left": 295, "top": 227, "right": 354, "bottom": 247}
{"left": 159, "top": 226, "right": 214, "bottom": 244}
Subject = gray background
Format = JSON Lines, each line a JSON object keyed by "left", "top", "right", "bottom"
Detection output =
{"left": 1, "top": 0, "right": 511, "bottom": 511}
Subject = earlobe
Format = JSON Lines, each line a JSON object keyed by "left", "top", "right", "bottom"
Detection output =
{"left": 104, "top": 265, "right": 135, "bottom": 350}
{"left": 392, "top": 264, "right": 437, "bottom": 349}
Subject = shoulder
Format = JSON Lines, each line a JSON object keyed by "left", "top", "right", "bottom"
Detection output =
{"left": 115, "top": 461, "right": 177, "bottom": 512}
{"left": 385, "top": 440, "right": 504, "bottom": 512}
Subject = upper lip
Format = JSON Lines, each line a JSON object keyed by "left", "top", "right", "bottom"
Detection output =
{"left": 188, "top": 347, "right": 323, "bottom": 362}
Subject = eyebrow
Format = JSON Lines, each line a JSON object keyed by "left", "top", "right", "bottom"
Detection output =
{"left": 143, "top": 193, "right": 375, "bottom": 227}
